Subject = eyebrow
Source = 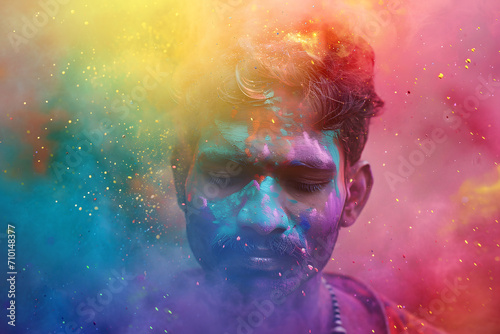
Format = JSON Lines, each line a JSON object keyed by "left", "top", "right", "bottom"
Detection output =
{"left": 196, "top": 149, "right": 249, "bottom": 165}
{"left": 197, "top": 149, "right": 337, "bottom": 172}
{"left": 287, "top": 159, "right": 337, "bottom": 172}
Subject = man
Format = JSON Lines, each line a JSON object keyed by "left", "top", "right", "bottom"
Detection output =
{"left": 164, "top": 7, "right": 444, "bottom": 334}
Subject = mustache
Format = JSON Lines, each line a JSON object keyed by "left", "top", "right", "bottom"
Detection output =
{"left": 210, "top": 233, "right": 309, "bottom": 261}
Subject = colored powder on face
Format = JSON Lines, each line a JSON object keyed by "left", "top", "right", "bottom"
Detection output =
{"left": 300, "top": 215, "right": 311, "bottom": 231}
{"left": 262, "top": 143, "right": 271, "bottom": 157}
{"left": 261, "top": 194, "right": 271, "bottom": 206}
{"left": 323, "top": 130, "right": 342, "bottom": 197}
{"left": 215, "top": 120, "right": 249, "bottom": 152}
{"left": 2, "top": 1, "right": 499, "bottom": 332}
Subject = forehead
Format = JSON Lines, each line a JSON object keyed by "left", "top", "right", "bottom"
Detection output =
{"left": 195, "top": 98, "right": 344, "bottom": 169}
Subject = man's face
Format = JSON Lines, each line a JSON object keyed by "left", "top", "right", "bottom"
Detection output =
{"left": 183, "top": 88, "right": 349, "bottom": 295}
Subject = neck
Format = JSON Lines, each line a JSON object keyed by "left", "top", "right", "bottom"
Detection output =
{"left": 201, "top": 271, "right": 332, "bottom": 333}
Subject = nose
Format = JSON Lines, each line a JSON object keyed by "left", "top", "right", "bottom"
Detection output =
{"left": 236, "top": 176, "right": 290, "bottom": 235}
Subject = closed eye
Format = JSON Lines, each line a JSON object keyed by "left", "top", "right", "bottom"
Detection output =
{"left": 205, "top": 169, "right": 251, "bottom": 190}
{"left": 208, "top": 174, "right": 231, "bottom": 186}
{"left": 286, "top": 180, "right": 330, "bottom": 193}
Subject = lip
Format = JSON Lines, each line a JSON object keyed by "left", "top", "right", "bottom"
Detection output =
{"left": 230, "top": 246, "right": 298, "bottom": 273}
{"left": 250, "top": 246, "right": 276, "bottom": 256}
{"left": 242, "top": 255, "right": 286, "bottom": 271}
{"left": 215, "top": 241, "right": 301, "bottom": 275}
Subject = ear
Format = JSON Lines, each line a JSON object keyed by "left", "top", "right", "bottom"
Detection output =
{"left": 340, "top": 160, "right": 373, "bottom": 227}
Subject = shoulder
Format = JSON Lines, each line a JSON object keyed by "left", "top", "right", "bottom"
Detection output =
{"left": 323, "top": 272, "right": 389, "bottom": 333}
{"left": 322, "top": 272, "right": 447, "bottom": 334}
{"left": 381, "top": 298, "right": 448, "bottom": 334}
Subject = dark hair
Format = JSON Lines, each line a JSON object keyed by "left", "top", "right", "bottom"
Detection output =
{"left": 170, "top": 20, "right": 383, "bottom": 204}
{"left": 173, "top": 21, "right": 383, "bottom": 160}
